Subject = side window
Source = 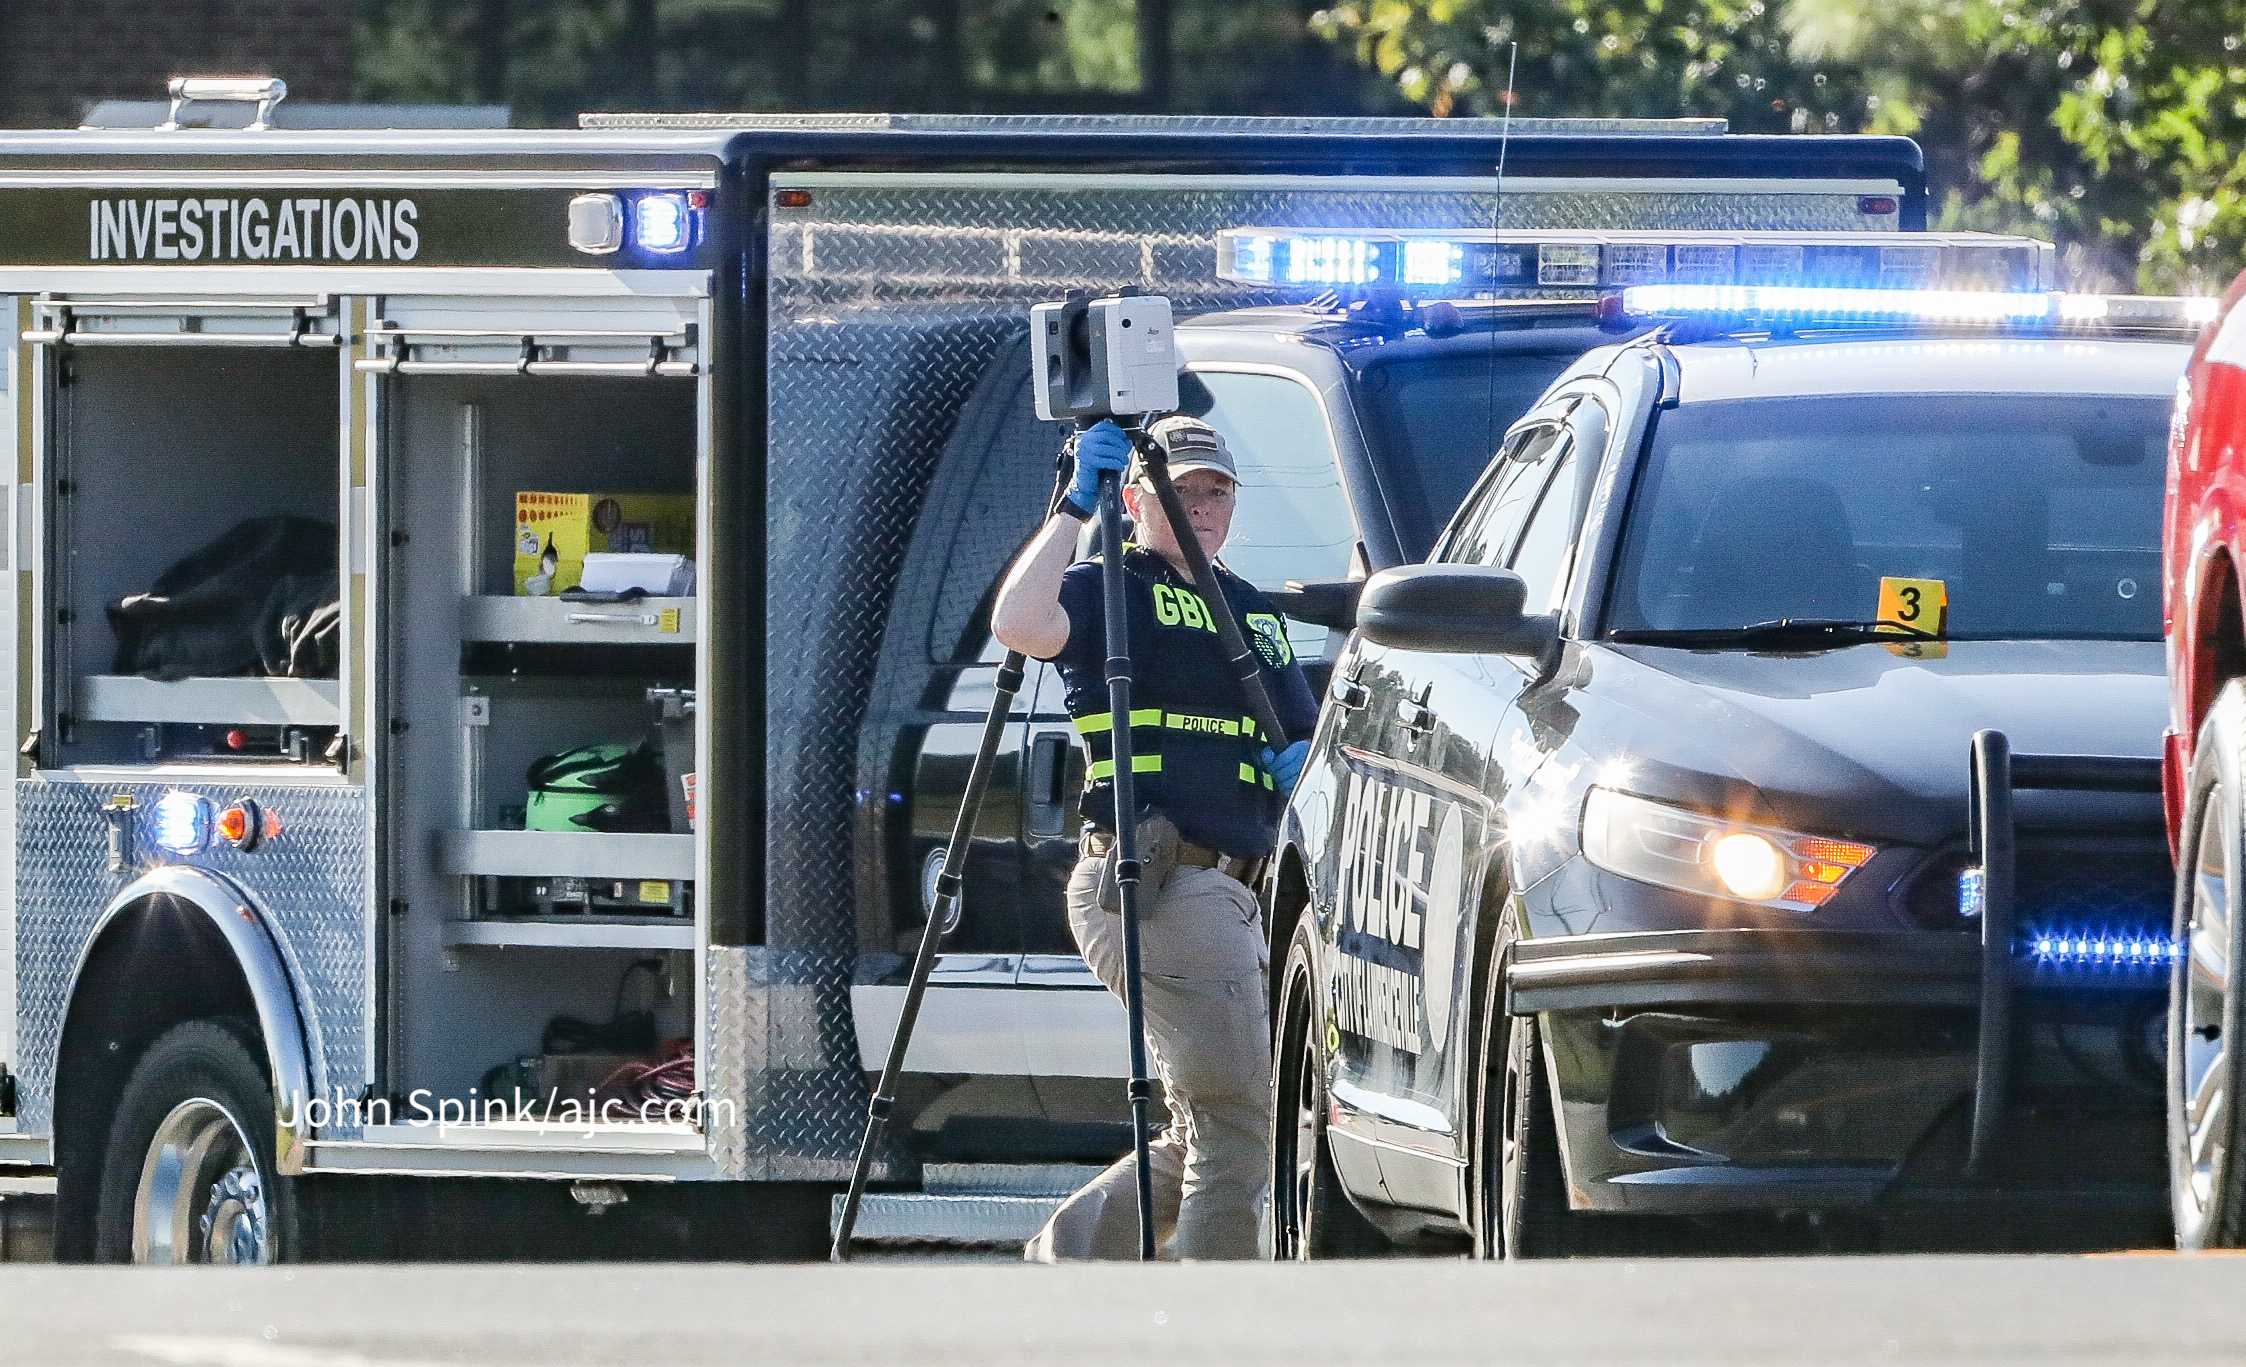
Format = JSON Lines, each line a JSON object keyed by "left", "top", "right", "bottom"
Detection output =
{"left": 1507, "top": 399, "right": 1611, "bottom": 612}
{"left": 1441, "top": 424, "right": 1567, "bottom": 567}
{"left": 1190, "top": 368, "right": 1353, "bottom": 656}
{"left": 1508, "top": 444, "right": 1582, "bottom": 612}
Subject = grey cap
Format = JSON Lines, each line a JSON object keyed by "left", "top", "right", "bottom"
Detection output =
{"left": 1131, "top": 415, "right": 1239, "bottom": 485}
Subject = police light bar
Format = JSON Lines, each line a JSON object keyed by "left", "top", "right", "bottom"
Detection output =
{"left": 1215, "top": 228, "right": 2056, "bottom": 297}
{"left": 1611, "top": 284, "right": 2216, "bottom": 334}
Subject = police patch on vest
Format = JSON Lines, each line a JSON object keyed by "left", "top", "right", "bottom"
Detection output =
{"left": 1246, "top": 612, "right": 1292, "bottom": 667}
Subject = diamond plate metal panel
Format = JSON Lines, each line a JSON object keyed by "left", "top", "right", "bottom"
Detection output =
{"left": 707, "top": 946, "right": 901, "bottom": 1182}
{"left": 771, "top": 182, "right": 1888, "bottom": 309}
{"left": 15, "top": 777, "right": 369, "bottom": 1138}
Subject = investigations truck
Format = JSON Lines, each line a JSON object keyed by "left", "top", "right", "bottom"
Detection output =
{"left": 0, "top": 79, "right": 1927, "bottom": 1259}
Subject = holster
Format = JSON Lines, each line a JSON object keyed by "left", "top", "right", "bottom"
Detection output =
{"left": 1096, "top": 811, "right": 1180, "bottom": 918}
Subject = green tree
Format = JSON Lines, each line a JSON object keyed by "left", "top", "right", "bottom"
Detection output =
{"left": 1319, "top": 0, "right": 2246, "bottom": 292}
{"left": 1308, "top": 0, "right": 1872, "bottom": 131}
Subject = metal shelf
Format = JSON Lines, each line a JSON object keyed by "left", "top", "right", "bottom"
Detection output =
{"left": 442, "top": 919, "right": 692, "bottom": 951}
{"left": 432, "top": 828, "right": 693, "bottom": 880}
{"left": 460, "top": 595, "right": 696, "bottom": 645}
{"left": 74, "top": 674, "right": 340, "bottom": 726}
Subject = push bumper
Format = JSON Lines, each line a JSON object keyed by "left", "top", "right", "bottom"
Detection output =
{"left": 1505, "top": 928, "right": 1981, "bottom": 1016}
{"left": 1500, "top": 737, "right": 2168, "bottom": 1216}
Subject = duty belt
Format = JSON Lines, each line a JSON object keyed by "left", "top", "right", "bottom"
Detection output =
{"left": 1082, "top": 827, "right": 1257, "bottom": 882}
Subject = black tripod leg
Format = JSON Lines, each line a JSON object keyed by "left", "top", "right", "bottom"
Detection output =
{"left": 830, "top": 648, "right": 1029, "bottom": 1261}
{"left": 1097, "top": 464, "right": 1160, "bottom": 1262}
{"left": 1135, "top": 448, "right": 1287, "bottom": 746}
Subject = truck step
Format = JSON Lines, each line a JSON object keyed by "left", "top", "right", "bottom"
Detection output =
{"left": 834, "top": 1164, "right": 1103, "bottom": 1247}
{"left": 921, "top": 1162, "right": 1104, "bottom": 1198}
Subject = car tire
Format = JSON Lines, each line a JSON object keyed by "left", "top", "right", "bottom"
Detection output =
{"left": 2172, "top": 683, "right": 2246, "bottom": 1250}
{"left": 94, "top": 1018, "right": 298, "bottom": 1264}
{"left": 1268, "top": 919, "right": 1386, "bottom": 1259}
{"left": 1471, "top": 940, "right": 1646, "bottom": 1259}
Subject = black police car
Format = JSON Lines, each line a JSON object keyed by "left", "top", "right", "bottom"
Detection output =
{"left": 1265, "top": 261, "right": 2200, "bottom": 1255}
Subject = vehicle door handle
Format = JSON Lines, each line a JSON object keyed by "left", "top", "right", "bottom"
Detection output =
{"left": 1027, "top": 731, "right": 1073, "bottom": 837}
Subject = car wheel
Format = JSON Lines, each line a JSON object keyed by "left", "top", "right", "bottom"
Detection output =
{"left": 95, "top": 1018, "right": 297, "bottom": 1264}
{"left": 2172, "top": 685, "right": 2246, "bottom": 1250}
{"left": 1471, "top": 941, "right": 1645, "bottom": 1260}
{"left": 1268, "top": 920, "right": 1385, "bottom": 1259}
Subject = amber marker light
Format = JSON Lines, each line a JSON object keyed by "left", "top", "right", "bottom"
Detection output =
{"left": 218, "top": 799, "right": 277, "bottom": 852}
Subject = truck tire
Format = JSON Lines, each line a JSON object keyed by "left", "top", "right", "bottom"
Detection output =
{"left": 94, "top": 1018, "right": 297, "bottom": 1264}
{"left": 2172, "top": 683, "right": 2246, "bottom": 1250}
{"left": 1268, "top": 920, "right": 1385, "bottom": 1259}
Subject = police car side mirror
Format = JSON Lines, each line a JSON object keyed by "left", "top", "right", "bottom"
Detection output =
{"left": 1264, "top": 578, "right": 1362, "bottom": 632}
{"left": 1356, "top": 565, "right": 1561, "bottom": 667}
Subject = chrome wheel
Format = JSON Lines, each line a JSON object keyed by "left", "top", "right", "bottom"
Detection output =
{"left": 2182, "top": 795, "right": 2232, "bottom": 1223}
{"left": 134, "top": 1098, "right": 270, "bottom": 1265}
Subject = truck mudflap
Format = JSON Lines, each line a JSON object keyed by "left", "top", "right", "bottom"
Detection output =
{"left": 1962, "top": 732, "right": 2164, "bottom": 1175}
{"left": 1505, "top": 928, "right": 1982, "bottom": 1016}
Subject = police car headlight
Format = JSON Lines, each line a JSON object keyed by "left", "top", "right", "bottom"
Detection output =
{"left": 1581, "top": 788, "right": 1874, "bottom": 912}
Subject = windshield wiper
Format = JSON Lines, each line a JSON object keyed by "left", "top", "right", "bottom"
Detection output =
{"left": 1604, "top": 618, "right": 1941, "bottom": 650}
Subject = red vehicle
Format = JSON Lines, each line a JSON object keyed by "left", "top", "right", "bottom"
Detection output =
{"left": 2162, "top": 280, "right": 2246, "bottom": 1248}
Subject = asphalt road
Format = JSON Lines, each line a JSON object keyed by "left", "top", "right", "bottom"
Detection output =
{"left": 3, "top": 1254, "right": 2243, "bottom": 1367}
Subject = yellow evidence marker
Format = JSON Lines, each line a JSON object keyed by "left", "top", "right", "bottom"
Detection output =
{"left": 1876, "top": 576, "right": 1948, "bottom": 658}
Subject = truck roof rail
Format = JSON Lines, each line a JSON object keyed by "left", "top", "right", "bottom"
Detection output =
{"left": 577, "top": 111, "right": 1730, "bottom": 136}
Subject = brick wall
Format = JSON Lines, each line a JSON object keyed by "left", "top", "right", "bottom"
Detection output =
{"left": 0, "top": 0, "right": 353, "bottom": 128}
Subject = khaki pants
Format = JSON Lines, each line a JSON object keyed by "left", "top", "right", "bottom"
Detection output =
{"left": 1023, "top": 849, "right": 1271, "bottom": 1261}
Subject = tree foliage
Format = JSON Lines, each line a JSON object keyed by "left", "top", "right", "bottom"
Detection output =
{"left": 1316, "top": 0, "right": 2246, "bottom": 291}
{"left": 354, "top": 0, "right": 1402, "bottom": 127}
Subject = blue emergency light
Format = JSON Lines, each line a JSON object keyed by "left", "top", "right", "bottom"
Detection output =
{"left": 2023, "top": 928, "right": 2184, "bottom": 970}
{"left": 1611, "top": 283, "right": 2215, "bottom": 333}
{"left": 633, "top": 193, "right": 694, "bottom": 253}
{"left": 1216, "top": 227, "right": 2057, "bottom": 297}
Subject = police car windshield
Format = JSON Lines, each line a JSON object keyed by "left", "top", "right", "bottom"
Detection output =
{"left": 1605, "top": 392, "right": 2170, "bottom": 643}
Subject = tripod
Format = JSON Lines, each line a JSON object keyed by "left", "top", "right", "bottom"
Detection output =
{"left": 831, "top": 428, "right": 1288, "bottom": 1261}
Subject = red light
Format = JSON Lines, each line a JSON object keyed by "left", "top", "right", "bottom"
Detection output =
{"left": 1858, "top": 196, "right": 1900, "bottom": 216}
{"left": 775, "top": 189, "right": 813, "bottom": 209}
{"left": 687, "top": 190, "right": 710, "bottom": 209}
{"left": 225, "top": 729, "right": 248, "bottom": 750}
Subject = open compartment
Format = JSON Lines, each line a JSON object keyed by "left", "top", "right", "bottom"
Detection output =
{"left": 44, "top": 339, "right": 345, "bottom": 767}
{"left": 377, "top": 343, "right": 705, "bottom": 1120}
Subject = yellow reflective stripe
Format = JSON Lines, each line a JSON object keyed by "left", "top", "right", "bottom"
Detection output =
{"left": 1237, "top": 761, "right": 1278, "bottom": 789}
{"left": 1074, "top": 709, "right": 1163, "bottom": 736}
{"left": 1088, "top": 755, "right": 1163, "bottom": 780}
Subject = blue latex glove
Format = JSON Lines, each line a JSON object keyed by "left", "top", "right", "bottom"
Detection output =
{"left": 1064, "top": 420, "right": 1134, "bottom": 517}
{"left": 1262, "top": 740, "right": 1311, "bottom": 797}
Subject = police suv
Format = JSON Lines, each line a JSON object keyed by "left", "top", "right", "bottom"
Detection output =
{"left": 1264, "top": 236, "right": 2206, "bottom": 1256}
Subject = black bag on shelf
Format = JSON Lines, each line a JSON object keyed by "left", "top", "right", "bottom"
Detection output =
{"left": 108, "top": 515, "right": 340, "bottom": 681}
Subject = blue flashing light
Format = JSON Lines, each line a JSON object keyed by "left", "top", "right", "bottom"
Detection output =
{"left": 1957, "top": 867, "right": 1985, "bottom": 919}
{"left": 1285, "top": 236, "right": 1378, "bottom": 287}
{"left": 1620, "top": 283, "right": 2053, "bottom": 325}
{"left": 633, "top": 193, "right": 693, "bottom": 254}
{"left": 151, "top": 790, "right": 214, "bottom": 856}
{"left": 1402, "top": 240, "right": 1464, "bottom": 287}
{"left": 2020, "top": 926, "right": 2184, "bottom": 970}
